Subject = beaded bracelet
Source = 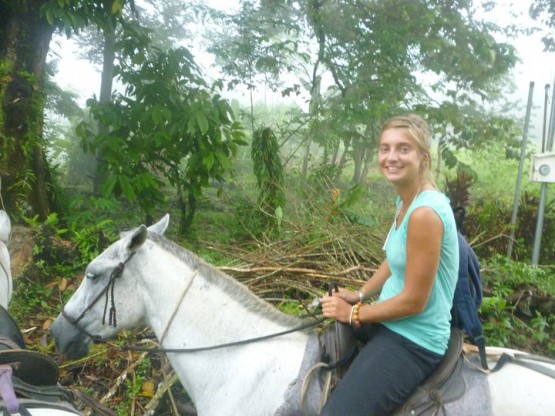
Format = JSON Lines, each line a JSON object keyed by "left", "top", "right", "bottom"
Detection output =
{"left": 351, "top": 301, "right": 362, "bottom": 328}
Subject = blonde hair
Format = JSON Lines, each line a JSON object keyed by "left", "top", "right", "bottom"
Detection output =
{"left": 380, "top": 113, "right": 436, "bottom": 187}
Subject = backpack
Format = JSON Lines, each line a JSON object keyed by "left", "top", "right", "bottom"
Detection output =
{"left": 451, "top": 232, "right": 488, "bottom": 369}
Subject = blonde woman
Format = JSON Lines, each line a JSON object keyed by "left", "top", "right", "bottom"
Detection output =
{"left": 321, "top": 114, "right": 459, "bottom": 415}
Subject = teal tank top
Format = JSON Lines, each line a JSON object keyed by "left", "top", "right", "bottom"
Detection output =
{"left": 379, "top": 190, "right": 459, "bottom": 355}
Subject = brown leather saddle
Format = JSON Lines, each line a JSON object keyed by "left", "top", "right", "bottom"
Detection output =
{"left": 319, "top": 323, "right": 465, "bottom": 415}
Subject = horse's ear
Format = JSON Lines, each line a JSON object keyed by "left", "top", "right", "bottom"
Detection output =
{"left": 127, "top": 225, "right": 148, "bottom": 253}
{"left": 148, "top": 214, "right": 169, "bottom": 236}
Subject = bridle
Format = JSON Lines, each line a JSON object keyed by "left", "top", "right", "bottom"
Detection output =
{"left": 61, "top": 250, "right": 323, "bottom": 353}
{"left": 61, "top": 252, "right": 136, "bottom": 343}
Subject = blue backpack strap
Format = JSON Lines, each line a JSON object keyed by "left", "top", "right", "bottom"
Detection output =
{"left": 466, "top": 242, "right": 483, "bottom": 308}
{"left": 454, "top": 233, "right": 488, "bottom": 369}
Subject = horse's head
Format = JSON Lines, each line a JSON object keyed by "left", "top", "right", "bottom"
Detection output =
{"left": 50, "top": 214, "right": 169, "bottom": 360}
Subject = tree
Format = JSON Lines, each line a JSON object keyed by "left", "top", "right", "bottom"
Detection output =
{"left": 69, "top": 0, "right": 197, "bottom": 191}
{"left": 78, "top": 26, "right": 246, "bottom": 232}
{"left": 251, "top": 126, "right": 285, "bottom": 236}
{"left": 530, "top": 0, "right": 555, "bottom": 52}
{"left": 206, "top": 0, "right": 519, "bottom": 183}
{"left": 0, "top": 1, "right": 58, "bottom": 218}
{"left": 0, "top": 0, "right": 125, "bottom": 219}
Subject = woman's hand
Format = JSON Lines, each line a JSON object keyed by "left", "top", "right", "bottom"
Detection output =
{"left": 321, "top": 289, "right": 354, "bottom": 323}
{"left": 331, "top": 287, "right": 359, "bottom": 304}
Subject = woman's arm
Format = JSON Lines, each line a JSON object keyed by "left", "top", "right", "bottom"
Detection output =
{"left": 330, "top": 260, "right": 391, "bottom": 305}
{"left": 359, "top": 259, "right": 391, "bottom": 298}
{"left": 322, "top": 206, "right": 443, "bottom": 323}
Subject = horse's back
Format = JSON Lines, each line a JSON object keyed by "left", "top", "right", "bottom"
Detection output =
{"left": 487, "top": 353, "right": 555, "bottom": 415}
{"left": 443, "top": 357, "right": 493, "bottom": 415}
{"left": 452, "top": 350, "right": 555, "bottom": 416}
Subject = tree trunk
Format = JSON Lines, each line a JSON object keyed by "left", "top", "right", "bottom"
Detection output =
{"left": 351, "top": 136, "right": 364, "bottom": 183}
{"left": 337, "top": 136, "right": 351, "bottom": 177}
{"left": 360, "top": 147, "right": 373, "bottom": 185}
{"left": 0, "top": 0, "right": 55, "bottom": 219}
{"left": 356, "top": 125, "right": 377, "bottom": 184}
{"left": 94, "top": 17, "right": 117, "bottom": 194}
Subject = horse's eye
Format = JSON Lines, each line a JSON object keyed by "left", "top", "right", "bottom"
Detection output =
{"left": 86, "top": 272, "right": 96, "bottom": 280}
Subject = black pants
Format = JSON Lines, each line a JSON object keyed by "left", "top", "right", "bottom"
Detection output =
{"left": 321, "top": 324, "right": 442, "bottom": 416}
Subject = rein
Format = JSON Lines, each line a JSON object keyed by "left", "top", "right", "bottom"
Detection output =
{"left": 121, "top": 317, "right": 324, "bottom": 354}
{"left": 61, "top": 249, "right": 325, "bottom": 353}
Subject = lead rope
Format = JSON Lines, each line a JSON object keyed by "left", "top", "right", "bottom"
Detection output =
{"left": 300, "top": 362, "right": 332, "bottom": 413}
{"left": 159, "top": 269, "right": 198, "bottom": 345}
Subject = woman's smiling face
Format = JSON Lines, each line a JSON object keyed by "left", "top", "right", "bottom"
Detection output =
{"left": 378, "top": 127, "right": 424, "bottom": 187}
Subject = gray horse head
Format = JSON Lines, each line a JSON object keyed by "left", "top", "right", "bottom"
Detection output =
{"left": 50, "top": 215, "right": 169, "bottom": 359}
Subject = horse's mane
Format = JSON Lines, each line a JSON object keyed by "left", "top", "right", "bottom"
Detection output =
{"left": 147, "top": 232, "right": 303, "bottom": 327}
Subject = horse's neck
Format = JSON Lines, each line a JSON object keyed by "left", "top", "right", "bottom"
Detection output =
{"left": 137, "top": 247, "right": 301, "bottom": 342}
{"left": 138, "top": 250, "right": 312, "bottom": 415}
{"left": 143, "top": 267, "right": 293, "bottom": 344}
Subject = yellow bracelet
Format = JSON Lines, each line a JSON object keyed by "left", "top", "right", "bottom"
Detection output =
{"left": 352, "top": 301, "right": 362, "bottom": 328}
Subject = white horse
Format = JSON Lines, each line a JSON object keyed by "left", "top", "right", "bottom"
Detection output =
{"left": 0, "top": 210, "right": 12, "bottom": 309}
{"left": 51, "top": 215, "right": 555, "bottom": 416}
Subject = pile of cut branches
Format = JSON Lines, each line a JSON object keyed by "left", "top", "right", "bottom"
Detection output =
{"left": 207, "top": 222, "right": 383, "bottom": 300}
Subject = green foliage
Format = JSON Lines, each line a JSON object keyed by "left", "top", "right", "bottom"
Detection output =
{"left": 278, "top": 300, "right": 308, "bottom": 316}
{"left": 251, "top": 126, "right": 285, "bottom": 236}
{"left": 301, "top": 163, "right": 379, "bottom": 227}
{"left": 482, "top": 255, "right": 555, "bottom": 295}
{"left": 222, "top": 191, "right": 274, "bottom": 243}
{"left": 40, "top": 0, "right": 125, "bottom": 36}
{"left": 465, "top": 190, "right": 555, "bottom": 263}
{"left": 480, "top": 255, "right": 555, "bottom": 354}
{"left": 445, "top": 144, "right": 555, "bottom": 263}
{"left": 114, "top": 356, "right": 153, "bottom": 415}
{"left": 10, "top": 280, "right": 56, "bottom": 321}
{"left": 207, "top": 0, "right": 308, "bottom": 94}
{"left": 77, "top": 22, "right": 247, "bottom": 233}
{"left": 530, "top": 0, "right": 555, "bottom": 51}
{"left": 428, "top": 104, "right": 522, "bottom": 170}
{"left": 207, "top": 0, "right": 520, "bottom": 187}
{"left": 443, "top": 164, "right": 476, "bottom": 210}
